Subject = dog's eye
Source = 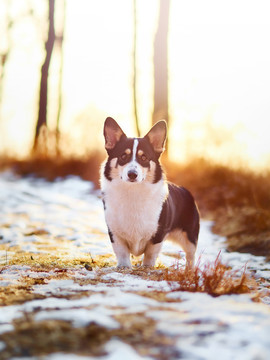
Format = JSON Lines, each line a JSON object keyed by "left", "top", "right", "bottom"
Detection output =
{"left": 121, "top": 153, "right": 127, "bottom": 160}
{"left": 141, "top": 154, "right": 147, "bottom": 161}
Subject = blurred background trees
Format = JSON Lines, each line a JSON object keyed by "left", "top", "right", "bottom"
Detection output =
{"left": 0, "top": 0, "right": 269, "bottom": 171}
{"left": 33, "top": 0, "right": 66, "bottom": 153}
{"left": 0, "top": 0, "right": 171, "bottom": 156}
{"left": 33, "top": 0, "right": 55, "bottom": 151}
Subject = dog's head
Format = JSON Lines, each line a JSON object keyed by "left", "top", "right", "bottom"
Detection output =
{"left": 103, "top": 117, "right": 167, "bottom": 184}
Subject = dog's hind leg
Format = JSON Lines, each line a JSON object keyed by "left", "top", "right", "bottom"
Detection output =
{"left": 183, "top": 241, "right": 196, "bottom": 269}
{"left": 143, "top": 242, "right": 163, "bottom": 267}
{"left": 169, "top": 230, "right": 197, "bottom": 269}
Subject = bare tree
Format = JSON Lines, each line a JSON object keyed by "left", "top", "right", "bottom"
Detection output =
{"left": 152, "top": 0, "right": 170, "bottom": 127}
{"left": 55, "top": 0, "right": 66, "bottom": 153}
{"left": 33, "top": 0, "right": 55, "bottom": 151}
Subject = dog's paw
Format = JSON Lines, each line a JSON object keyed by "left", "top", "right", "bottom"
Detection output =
{"left": 116, "top": 263, "right": 132, "bottom": 270}
{"left": 141, "top": 264, "right": 153, "bottom": 269}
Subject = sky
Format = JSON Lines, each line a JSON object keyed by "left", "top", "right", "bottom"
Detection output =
{"left": 0, "top": 0, "right": 270, "bottom": 170}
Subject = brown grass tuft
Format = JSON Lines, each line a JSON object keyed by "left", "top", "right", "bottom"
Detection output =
{"left": 164, "top": 253, "right": 256, "bottom": 297}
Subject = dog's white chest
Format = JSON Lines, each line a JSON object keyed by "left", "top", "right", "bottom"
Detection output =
{"left": 102, "top": 179, "right": 167, "bottom": 256}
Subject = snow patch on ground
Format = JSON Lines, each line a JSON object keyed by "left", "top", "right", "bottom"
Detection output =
{"left": 0, "top": 172, "right": 270, "bottom": 359}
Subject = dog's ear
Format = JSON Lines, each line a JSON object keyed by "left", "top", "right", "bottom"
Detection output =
{"left": 103, "top": 117, "right": 126, "bottom": 151}
{"left": 145, "top": 120, "right": 167, "bottom": 154}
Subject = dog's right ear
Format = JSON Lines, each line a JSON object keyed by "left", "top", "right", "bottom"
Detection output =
{"left": 103, "top": 117, "right": 126, "bottom": 151}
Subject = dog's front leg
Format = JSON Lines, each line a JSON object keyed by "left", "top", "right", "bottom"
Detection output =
{"left": 143, "top": 241, "right": 163, "bottom": 267}
{"left": 112, "top": 238, "right": 131, "bottom": 268}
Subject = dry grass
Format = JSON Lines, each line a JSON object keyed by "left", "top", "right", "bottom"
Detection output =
{"left": 163, "top": 253, "right": 256, "bottom": 297}
{"left": 0, "top": 151, "right": 104, "bottom": 187}
{"left": 164, "top": 157, "right": 270, "bottom": 215}
{"left": 0, "top": 130, "right": 105, "bottom": 186}
{"left": 1, "top": 251, "right": 115, "bottom": 270}
{"left": 0, "top": 282, "right": 46, "bottom": 306}
{"left": 212, "top": 207, "right": 270, "bottom": 256}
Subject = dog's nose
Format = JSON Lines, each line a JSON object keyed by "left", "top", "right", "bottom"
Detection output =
{"left": 127, "top": 170, "right": 138, "bottom": 181}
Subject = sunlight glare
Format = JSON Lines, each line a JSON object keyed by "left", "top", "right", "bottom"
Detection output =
{"left": 0, "top": 0, "right": 270, "bottom": 171}
{"left": 168, "top": 0, "right": 270, "bottom": 170}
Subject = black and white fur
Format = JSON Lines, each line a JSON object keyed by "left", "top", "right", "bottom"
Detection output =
{"left": 100, "top": 117, "right": 200, "bottom": 268}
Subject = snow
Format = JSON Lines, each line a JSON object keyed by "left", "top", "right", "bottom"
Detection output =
{"left": 35, "top": 308, "right": 120, "bottom": 329}
{"left": 0, "top": 171, "right": 270, "bottom": 359}
{"left": 44, "top": 340, "right": 152, "bottom": 360}
{"left": 103, "top": 340, "right": 153, "bottom": 360}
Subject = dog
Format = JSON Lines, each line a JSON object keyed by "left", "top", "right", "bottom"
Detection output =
{"left": 100, "top": 117, "right": 200, "bottom": 268}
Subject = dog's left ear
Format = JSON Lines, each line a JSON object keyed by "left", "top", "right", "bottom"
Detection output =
{"left": 145, "top": 120, "right": 167, "bottom": 154}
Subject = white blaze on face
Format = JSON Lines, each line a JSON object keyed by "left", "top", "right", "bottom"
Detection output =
{"left": 121, "top": 139, "right": 144, "bottom": 183}
{"left": 132, "top": 139, "right": 138, "bottom": 162}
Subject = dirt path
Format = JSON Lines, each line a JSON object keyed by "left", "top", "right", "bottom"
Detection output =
{"left": 0, "top": 172, "right": 270, "bottom": 359}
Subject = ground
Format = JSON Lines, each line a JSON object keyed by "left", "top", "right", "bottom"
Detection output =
{"left": 0, "top": 172, "right": 270, "bottom": 359}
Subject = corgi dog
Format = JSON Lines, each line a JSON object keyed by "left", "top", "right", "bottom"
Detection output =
{"left": 100, "top": 117, "right": 200, "bottom": 268}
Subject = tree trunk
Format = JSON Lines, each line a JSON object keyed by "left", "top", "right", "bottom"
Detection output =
{"left": 56, "top": 0, "right": 66, "bottom": 154}
{"left": 152, "top": 0, "right": 170, "bottom": 127}
{"left": 33, "top": 0, "right": 55, "bottom": 151}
